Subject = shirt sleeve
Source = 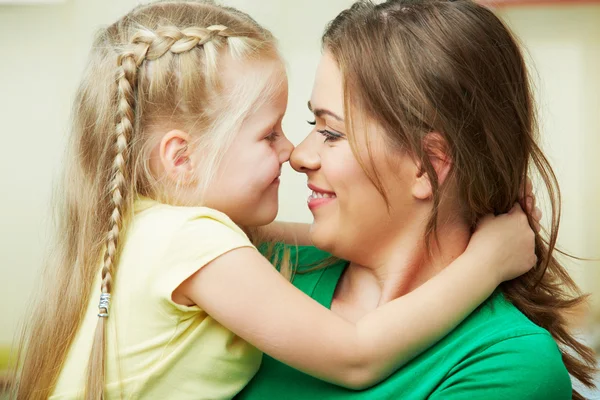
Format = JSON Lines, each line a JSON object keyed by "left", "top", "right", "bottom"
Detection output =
{"left": 154, "top": 209, "right": 255, "bottom": 310}
{"left": 428, "top": 333, "right": 572, "bottom": 400}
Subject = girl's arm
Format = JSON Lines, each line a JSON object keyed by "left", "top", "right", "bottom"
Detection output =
{"left": 177, "top": 204, "right": 536, "bottom": 390}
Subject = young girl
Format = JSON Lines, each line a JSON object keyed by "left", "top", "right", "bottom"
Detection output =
{"left": 13, "top": 1, "right": 539, "bottom": 399}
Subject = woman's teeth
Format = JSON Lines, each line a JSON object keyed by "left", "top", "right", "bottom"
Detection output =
{"left": 308, "top": 190, "right": 337, "bottom": 201}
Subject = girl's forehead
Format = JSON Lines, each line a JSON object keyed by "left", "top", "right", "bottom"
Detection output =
{"left": 222, "top": 56, "right": 288, "bottom": 108}
{"left": 220, "top": 52, "right": 287, "bottom": 90}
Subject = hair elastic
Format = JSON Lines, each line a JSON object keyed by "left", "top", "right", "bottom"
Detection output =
{"left": 98, "top": 292, "right": 111, "bottom": 318}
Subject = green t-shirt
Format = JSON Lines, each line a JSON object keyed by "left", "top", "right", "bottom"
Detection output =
{"left": 237, "top": 246, "right": 572, "bottom": 400}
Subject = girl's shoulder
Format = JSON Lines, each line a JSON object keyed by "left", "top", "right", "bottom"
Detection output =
{"left": 133, "top": 197, "right": 248, "bottom": 240}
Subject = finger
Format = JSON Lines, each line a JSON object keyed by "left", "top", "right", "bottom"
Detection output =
{"left": 532, "top": 219, "right": 541, "bottom": 233}
{"left": 525, "top": 177, "right": 533, "bottom": 197}
{"left": 508, "top": 202, "right": 524, "bottom": 215}
{"left": 530, "top": 255, "right": 538, "bottom": 269}
{"left": 519, "top": 177, "right": 533, "bottom": 199}
{"left": 532, "top": 206, "right": 542, "bottom": 233}
{"left": 532, "top": 206, "right": 542, "bottom": 222}
{"left": 525, "top": 196, "right": 534, "bottom": 214}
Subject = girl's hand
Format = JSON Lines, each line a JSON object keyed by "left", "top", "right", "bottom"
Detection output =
{"left": 520, "top": 176, "right": 543, "bottom": 233}
{"left": 466, "top": 181, "right": 542, "bottom": 283}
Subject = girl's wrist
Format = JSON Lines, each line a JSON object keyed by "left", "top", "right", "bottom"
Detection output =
{"left": 456, "top": 247, "right": 503, "bottom": 287}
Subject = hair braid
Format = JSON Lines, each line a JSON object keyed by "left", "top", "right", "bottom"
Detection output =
{"left": 84, "top": 24, "right": 236, "bottom": 399}
{"left": 84, "top": 41, "right": 149, "bottom": 400}
{"left": 132, "top": 25, "right": 232, "bottom": 60}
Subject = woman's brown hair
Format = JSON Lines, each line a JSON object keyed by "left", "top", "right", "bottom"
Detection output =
{"left": 322, "top": 1, "right": 596, "bottom": 398}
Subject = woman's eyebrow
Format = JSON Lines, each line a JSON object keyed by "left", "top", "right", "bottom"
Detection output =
{"left": 308, "top": 101, "right": 344, "bottom": 122}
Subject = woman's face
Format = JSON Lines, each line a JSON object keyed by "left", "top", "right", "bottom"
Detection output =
{"left": 291, "top": 51, "right": 424, "bottom": 264}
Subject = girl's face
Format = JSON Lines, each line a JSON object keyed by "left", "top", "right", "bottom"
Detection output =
{"left": 291, "top": 52, "right": 423, "bottom": 264}
{"left": 204, "top": 72, "right": 293, "bottom": 228}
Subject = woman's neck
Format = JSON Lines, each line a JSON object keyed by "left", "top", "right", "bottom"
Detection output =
{"left": 332, "top": 220, "right": 471, "bottom": 320}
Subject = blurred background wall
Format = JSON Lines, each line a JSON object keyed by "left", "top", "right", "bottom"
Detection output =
{"left": 496, "top": 3, "right": 600, "bottom": 334}
{"left": 0, "top": 0, "right": 598, "bottom": 367}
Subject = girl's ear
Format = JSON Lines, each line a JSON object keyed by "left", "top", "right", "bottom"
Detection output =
{"left": 412, "top": 132, "right": 452, "bottom": 200}
{"left": 159, "top": 130, "right": 195, "bottom": 185}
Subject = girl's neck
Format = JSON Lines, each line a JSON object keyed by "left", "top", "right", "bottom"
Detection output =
{"left": 332, "top": 220, "right": 471, "bottom": 320}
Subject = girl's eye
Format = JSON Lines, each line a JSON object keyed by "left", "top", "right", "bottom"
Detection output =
{"left": 317, "top": 129, "right": 343, "bottom": 143}
{"left": 265, "top": 131, "right": 280, "bottom": 142}
{"left": 307, "top": 120, "right": 316, "bottom": 126}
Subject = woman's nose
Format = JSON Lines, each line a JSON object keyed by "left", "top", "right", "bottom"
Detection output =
{"left": 291, "top": 133, "right": 320, "bottom": 173}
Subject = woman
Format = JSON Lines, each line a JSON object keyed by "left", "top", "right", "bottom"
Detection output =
{"left": 237, "top": 1, "right": 596, "bottom": 399}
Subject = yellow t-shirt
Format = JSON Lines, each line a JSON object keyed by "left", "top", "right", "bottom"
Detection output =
{"left": 51, "top": 198, "right": 262, "bottom": 400}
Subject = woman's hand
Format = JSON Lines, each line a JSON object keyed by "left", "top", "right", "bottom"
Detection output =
{"left": 466, "top": 179, "right": 542, "bottom": 283}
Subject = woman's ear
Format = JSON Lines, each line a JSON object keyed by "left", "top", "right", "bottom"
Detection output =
{"left": 412, "top": 132, "right": 452, "bottom": 200}
{"left": 159, "top": 129, "right": 195, "bottom": 185}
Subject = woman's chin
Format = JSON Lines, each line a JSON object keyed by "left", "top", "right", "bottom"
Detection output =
{"left": 309, "top": 222, "right": 336, "bottom": 254}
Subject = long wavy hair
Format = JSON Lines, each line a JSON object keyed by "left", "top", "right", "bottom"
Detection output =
{"left": 11, "top": 1, "right": 282, "bottom": 399}
{"left": 322, "top": 1, "right": 596, "bottom": 399}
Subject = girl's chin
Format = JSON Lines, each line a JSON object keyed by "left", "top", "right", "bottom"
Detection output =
{"left": 252, "top": 205, "right": 279, "bottom": 227}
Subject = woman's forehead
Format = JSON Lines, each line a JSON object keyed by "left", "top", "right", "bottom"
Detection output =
{"left": 310, "top": 51, "right": 344, "bottom": 119}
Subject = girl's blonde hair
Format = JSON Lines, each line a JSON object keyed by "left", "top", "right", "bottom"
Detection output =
{"left": 12, "top": 1, "right": 282, "bottom": 399}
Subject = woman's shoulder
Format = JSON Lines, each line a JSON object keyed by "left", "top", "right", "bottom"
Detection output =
{"left": 431, "top": 330, "right": 571, "bottom": 399}
{"left": 463, "top": 292, "right": 554, "bottom": 340}
{"left": 448, "top": 292, "right": 563, "bottom": 357}
{"left": 428, "top": 293, "right": 571, "bottom": 399}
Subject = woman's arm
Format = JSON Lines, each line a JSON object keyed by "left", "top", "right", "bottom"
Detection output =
{"left": 177, "top": 204, "right": 536, "bottom": 389}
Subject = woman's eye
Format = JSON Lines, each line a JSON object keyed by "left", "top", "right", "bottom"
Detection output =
{"left": 265, "top": 131, "right": 280, "bottom": 142}
{"left": 308, "top": 119, "right": 345, "bottom": 143}
{"left": 317, "top": 129, "right": 343, "bottom": 143}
